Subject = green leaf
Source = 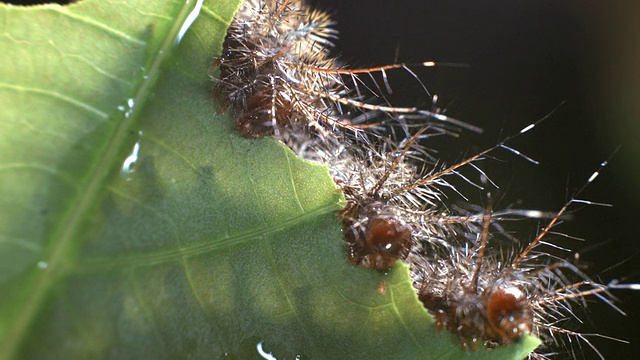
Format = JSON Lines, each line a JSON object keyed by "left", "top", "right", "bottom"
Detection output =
{"left": 0, "top": 0, "right": 540, "bottom": 359}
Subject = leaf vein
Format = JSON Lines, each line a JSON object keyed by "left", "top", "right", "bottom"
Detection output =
{"left": 0, "top": 234, "right": 42, "bottom": 253}
{"left": 56, "top": 8, "right": 147, "bottom": 45}
{"left": 0, "top": 162, "right": 77, "bottom": 187}
{"left": 128, "top": 270, "right": 166, "bottom": 347}
{"left": 144, "top": 133, "right": 207, "bottom": 177}
{"left": 389, "top": 285, "right": 428, "bottom": 357}
{"left": 201, "top": 5, "right": 229, "bottom": 25}
{"left": 284, "top": 149, "right": 305, "bottom": 213}
{"left": 261, "top": 237, "right": 317, "bottom": 354}
{"left": 0, "top": 83, "right": 109, "bottom": 119}
{"left": 75, "top": 202, "right": 340, "bottom": 270}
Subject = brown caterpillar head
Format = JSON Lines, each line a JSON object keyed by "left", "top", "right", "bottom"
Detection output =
{"left": 484, "top": 285, "right": 532, "bottom": 344}
{"left": 364, "top": 216, "right": 412, "bottom": 270}
{"left": 344, "top": 208, "right": 412, "bottom": 271}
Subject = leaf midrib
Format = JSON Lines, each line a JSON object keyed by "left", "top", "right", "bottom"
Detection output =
{"left": 1, "top": 2, "right": 202, "bottom": 358}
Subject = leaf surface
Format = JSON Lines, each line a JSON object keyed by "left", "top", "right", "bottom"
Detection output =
{"left": 0, "top": 0, "right": 540, "bottom": 358}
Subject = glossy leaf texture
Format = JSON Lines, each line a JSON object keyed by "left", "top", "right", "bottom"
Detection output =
{"left": 0, "top": 0, "right": 539, "bottom": 359}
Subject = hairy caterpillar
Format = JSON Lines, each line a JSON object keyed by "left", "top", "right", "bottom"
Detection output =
{"left": 212, "top": 0, "right": 477, "bottom": 143}
{"left": 213, "top": 0, "right": 639, "bottom": 358}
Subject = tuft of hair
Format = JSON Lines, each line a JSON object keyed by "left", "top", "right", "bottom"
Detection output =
{"left": 412, "top": 160, "right": 639, "bottom": 359}
{"left": 213, "top": 0, "right": 477, "bottom": 144}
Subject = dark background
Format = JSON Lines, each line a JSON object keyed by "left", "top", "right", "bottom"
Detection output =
{"left": 308, "top": 0, "right": 640, "bottom": 359}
